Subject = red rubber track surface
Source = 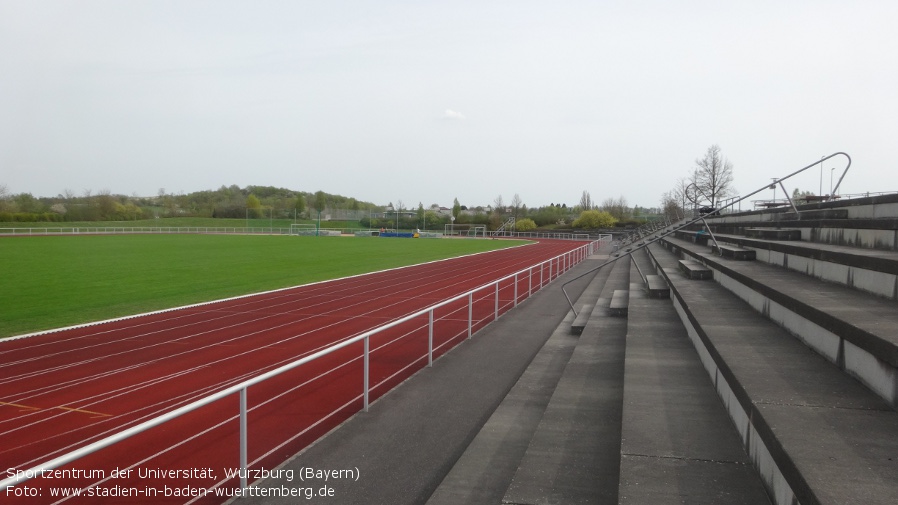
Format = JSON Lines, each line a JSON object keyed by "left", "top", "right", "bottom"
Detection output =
{"left": 1, "top": 239, "right": 588, "bottom": 504}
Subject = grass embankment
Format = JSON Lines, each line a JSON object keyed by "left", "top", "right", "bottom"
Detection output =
{"left": 0, "top": 217, "right": 364, "bottom": 230}
{"left": 0, "top": 235, "right": 524, "bottom": 338}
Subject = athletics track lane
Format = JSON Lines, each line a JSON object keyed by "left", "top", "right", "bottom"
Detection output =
{"left": 1, "top": 239, "right": 589, "bottom": 504}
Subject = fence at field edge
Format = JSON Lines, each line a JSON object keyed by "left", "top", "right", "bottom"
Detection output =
{"left": 1, "top": 227, "right": 600, "bottom": 240}
{"left": 0, "top": 236, "right": 611, "bottom": 491}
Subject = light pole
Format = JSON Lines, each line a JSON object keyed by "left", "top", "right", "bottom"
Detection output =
{"left": 830, "top": 167, "right": 836, "bottom": 197}
{"left": 819, "top": 156, "right": 824, "bottom": 196}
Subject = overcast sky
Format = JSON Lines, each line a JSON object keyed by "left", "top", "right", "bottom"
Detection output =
{"left": 2, "top": 0, "right": 895, "bottom": 210}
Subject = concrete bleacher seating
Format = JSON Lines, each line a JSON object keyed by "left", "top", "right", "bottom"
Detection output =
{"left": 679, "top": 259, "right": 712, "bottom": 279}
{"left": 609, "top": 289, "right": 630, "bottom": 316}
{"left": 620, "top": 260, "right": 769, "bottom": 504}
{"left": 646, "top": 239, "right": 898, "bottom": 505}
{"left": 745, "top": 227, "right": 801, "bottom": 240}
{"left": 674, "top": 228, "right": 710, "bottom": 245}
{"left": 644, "top": 274, "right": 669, "bottom": 297}
{"left": 241, "top": 192, "right": 898, "bottom": 505}
{"left": 711, "top": 243, "right": 757, "bottom": 260}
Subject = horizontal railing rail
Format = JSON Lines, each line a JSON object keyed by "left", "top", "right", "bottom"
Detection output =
{"left": 1, "top": 237, "right": 607, "bottom": 492}
{"left": 1, "top": 227, "right": 608, "bottom": 241}
{"left": 0, "top": 226, "right": 355, "bottom": 236}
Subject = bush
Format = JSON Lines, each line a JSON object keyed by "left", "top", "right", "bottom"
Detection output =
{"left": 515, "top": 218, "right": 537, "bottom": 232}
{"left": 572, "top": 210, "right": 617, "bottom": 229}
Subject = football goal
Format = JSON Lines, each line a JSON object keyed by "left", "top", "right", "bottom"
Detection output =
{"left": 290, "top": 223, "right": 318, "bottom": 236}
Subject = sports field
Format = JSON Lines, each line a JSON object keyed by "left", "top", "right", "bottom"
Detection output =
{"left": 0, "top": 234, "right": 523, "bottom": 338}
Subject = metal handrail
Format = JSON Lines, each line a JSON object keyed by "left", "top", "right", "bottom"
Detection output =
{"left": 1, "top": 238, "right": 604, "bottom": 491}
{"left": 617, "top": 216, "right": 673, "bottom": 249}
{"left": 561, "top": 152, "right": 851, "bottom": 316}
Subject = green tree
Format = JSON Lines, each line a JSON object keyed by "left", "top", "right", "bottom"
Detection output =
{"left": 416, "top": 202, "right": 425, "bottom": 228}
{"left": 313, "top": 191, "right": 327, "bottom": 214}
{"left": 294, "top": 194, "right": 306, "bottom": 218}
{"left": 246, "top": 193, "right": 262, "bottom": 218}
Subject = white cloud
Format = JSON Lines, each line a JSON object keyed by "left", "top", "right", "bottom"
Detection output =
{"left": 444, "top": 109, "right": 465, "bottom": 120}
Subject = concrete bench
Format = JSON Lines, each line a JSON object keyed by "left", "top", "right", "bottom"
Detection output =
{"left": 745, "top": 228, "right": 801, "bottom": 240}
{"left": 570, "top": 303, "right": 594, "bottom": 335}
{"left": 609, "top": 290, "right": 629, "bottom": 316}
{"left": 645, "top": 275, "right": 670, "bottom": 298}
{"left": 711, "top": 244, "right": 756, "bottom": 260}
{"left": 679, "top": 260, "right": 712, "bottom": 280}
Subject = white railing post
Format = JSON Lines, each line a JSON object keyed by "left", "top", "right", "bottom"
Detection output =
{"left": 363, "top": 336, "right": 370, "bottom": 412}
{"left": 494, "top": 282, "right": 499, "bottom": 320}
{"left": 529, "top": 267, "right": 533, "bottom": 296}
{"left": 239, "top": 387, "right": 248, "bottom": 489}
{"left": 514, "top": 273, "right": 518, "bottom": 307}
{"left": 468, "top": 292, "right": 473, "bottom": 339}
{"left": 428, "top": 310, "right": 434, "bottom": 367}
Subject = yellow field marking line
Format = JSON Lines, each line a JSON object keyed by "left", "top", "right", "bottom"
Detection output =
{"left": 1, "top": 401, "right": 111, "bottom": 418}
{"left": 55, "top": 406, "right": 112, "bottom": 418}
{"left": 0, "top": 401, "right": 40, "bottom": 412}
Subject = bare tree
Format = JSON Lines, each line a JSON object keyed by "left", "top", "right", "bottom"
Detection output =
{"left": 510, "top": 193, "right": 523, "bottom": 221}
{"left": 578, "top": 190, "right": 594, "bottom": 210}
{"left": 601, "top": 195, "right": 629, "bottom": 220}
{"left": 660, "top": 192, "right": 683, "bottom": 220}
{"left": 694, "top": 144, "right": 735, "bottom": 207}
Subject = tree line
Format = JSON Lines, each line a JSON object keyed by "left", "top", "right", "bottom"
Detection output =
{"left": 0, "top": 185, "right": 374, "bottom": 223}
{"left": 0, "top": 182, "right": 664, "bottom": 232}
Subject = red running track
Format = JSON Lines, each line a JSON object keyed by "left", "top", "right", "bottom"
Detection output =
{"left": 1, "top": 239, "right": 591, "bottom": 504}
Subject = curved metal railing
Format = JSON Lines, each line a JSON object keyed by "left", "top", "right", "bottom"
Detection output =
{"left": 561, "top": 152, "right": 852, "bottom": 316}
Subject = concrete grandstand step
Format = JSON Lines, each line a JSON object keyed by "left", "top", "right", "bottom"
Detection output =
{"left": 427, "top": 258, "right": 616, "bottom": 504}
{"left": 674, "top": 228, "right": 710, "bottom": 245}
{"left": 711, "top": 243, "right": 756, "bottom": 260}
{"left": 570, "top": 259, "right": 617, "bottom": 335}
{"left": 679, "top": 259, "right": 712, "bottom": 279}
{"left": 646, "top": 241, "right": 898, "bottom": 505}
{"left": 745, "top": 227, "right": 801, "bottom": 240}
{"left": 685, "top": 232, "right": 898, "bottom": 301}
{"left": 695, "top": 193, "right": 898, "bottom": 250}
{"left": 645, "top": 274, "right": 669, "bottom": 298}
{"left": 502, "top": 256, "right": 631, "bottom": 505}
{"left": 658, "top": 236, "right": 898, "bottom": 409}
{"left": 619, "top": 263, "right": 770, "bottom": 504}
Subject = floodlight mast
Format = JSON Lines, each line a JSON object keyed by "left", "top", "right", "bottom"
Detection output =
{"left": 560, "top": 152, "right": 852, "bottom": 317}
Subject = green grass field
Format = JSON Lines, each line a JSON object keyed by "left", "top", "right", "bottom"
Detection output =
{"left": 0, "top": 234, "right": 525, "bottom": 338}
